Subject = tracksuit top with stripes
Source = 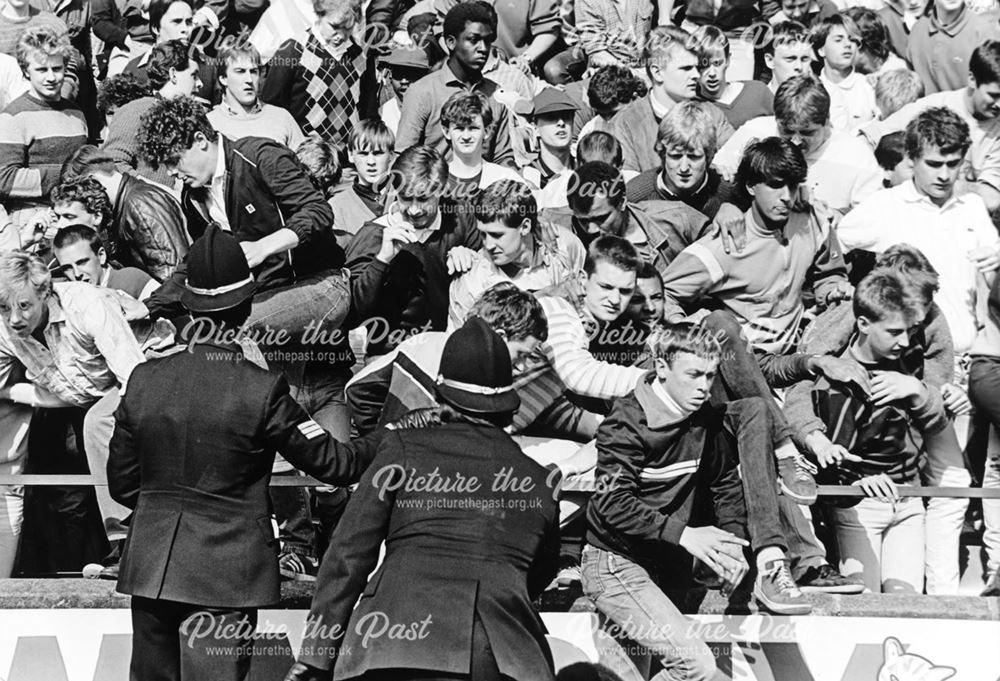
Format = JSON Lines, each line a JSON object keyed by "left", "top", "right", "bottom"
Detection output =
{"left": 586, "top": 372, "right": 746, "bottom": 569}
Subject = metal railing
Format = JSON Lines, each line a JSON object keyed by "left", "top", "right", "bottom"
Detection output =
{"left": 2, "top": 475, "right": 999, "bottom": 498}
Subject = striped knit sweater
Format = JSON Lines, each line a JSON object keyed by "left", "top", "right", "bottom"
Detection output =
{"left": 539, "top": 296, "right": 646, "bottom": 401}
{"left": 0, "top": 93, "right": 87, "bottom": 214}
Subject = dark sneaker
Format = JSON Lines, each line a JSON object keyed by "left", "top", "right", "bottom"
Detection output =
{"left": 754, "top": 559, "right": 812, "bottom": 615}
{"left": 982, "top": 568, "right": 1000, "bottom": 597}
{"left": 777, "top": 454, "right": 818, "bottom": 505}
{"left": 797, "top": 564, "right": 865, "bottom": 594}
{"left": 279, "top": 552, "right": 319, "bottom": 582}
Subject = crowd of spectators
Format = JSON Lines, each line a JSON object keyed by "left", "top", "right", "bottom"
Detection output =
{"left": 1, "top": 0, "right": 1000, "bottom": 675}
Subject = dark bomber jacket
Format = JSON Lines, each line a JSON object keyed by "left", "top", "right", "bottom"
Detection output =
{"left": 585, "top": 371, "right": 748, "bottom": 569}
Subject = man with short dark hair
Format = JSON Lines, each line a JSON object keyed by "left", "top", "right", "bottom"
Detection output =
{"left": 62, "top": 145, "right": 189, "bottom": 282}
{"left": 52, "top": 225, "right": 158, "bottom": 301}
{"left": 207, "top": 45, "right": 305, "bottom": 148}
{"left": 394, "top": 1, "right": 515, "bottom": 167}
{"left": 860, "top": 39, "right": 1000, "bottom": 212}
{"left": 713, "top": 75, "right": 883, "bottom": 214}
{"left": 562, "top": 161, "right": 713, "bottom": 272}
{"left": 102, "top": 39, "right": 205, "bottom": 190}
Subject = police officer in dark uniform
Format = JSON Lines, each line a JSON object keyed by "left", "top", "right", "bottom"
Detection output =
{"left": 284, "top": 317, "right": 562, "bottom": 681}
{"left": 107, "top": 226, "right": 386, "bottom": 681}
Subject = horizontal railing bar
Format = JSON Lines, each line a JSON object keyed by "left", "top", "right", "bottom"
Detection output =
{"left": 2, "top": 476, "right": 999, "bottom": 498}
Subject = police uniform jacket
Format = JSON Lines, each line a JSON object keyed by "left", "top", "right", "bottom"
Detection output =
{"left": 107, "top": 340, "right": 384, "bottom": 608}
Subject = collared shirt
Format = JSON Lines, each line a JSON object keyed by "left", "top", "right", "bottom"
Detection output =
{"left": 864, "top": 88, "right": 1000, "bottom": 193}
{"left": 206, "top": 141, "right": 231, "bottom": 231}
{"left": 906, "top": 5, "right": 1000, "bottom": 95}
{"left": 448, "top": 225, "right": 586, "bottom": 328}
{"left": 713, "top": 116, "right": 883, "bottom": 214}
{"left": 838, "top": 180, "right": 1000, "bottom": 353}
{"left": 820, "top": 68, "right": 877, "bottom": 131}
{"left": 394, "top": 62, "right": 513, "bottom": 167}
{"left": 0, "top": 282, "right": 147, "bottom": 407}
{"left": 649, "top": 92, "right": 672, "bottom": 121}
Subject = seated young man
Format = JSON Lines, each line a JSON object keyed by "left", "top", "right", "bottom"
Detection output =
{"left": 521, "top": 88, "right": 577, "bottom": 190}
{"left": 537, "top": 236, "right": 649, "bottom": 406}
{"left": 558, "top": 161, "right": 713, "bottom": 269}
{"left": 344, "top": 145, "right": 482, "bottom": 357}
{"left": 763, "top": 21, "right": 814, "bottom": 94}
{"left": 328, "top": 119, "right": 395, "bottom": 245}
{"left": 713, "top": 75, "right": 883, "bottom": 215}
{"left": 786, "top": 268, "right": 952, "bottom": 594}
{"left": 608, "top": 25, "right": 734, "bottom": 175}
{"left": 0, "top": 26, "right": 87, "bottom": 230}
{"left": 441, "top": 91, "right": 524, "bottom": 204}
{"left": 660, "top": 137, "right": 855, "bottom": 511}
{"left": 626, "top": 101, "right": 750, "bottom": 220}
{"left": 583, "top": 325, "right": 810, "bottom": 681}
{"left": 449, "top": 179, "right": 584, "bottom": 328}
{"left": 52, "top": 226, "right": 158, "bottom": 302}
{"left": 663, "top": 136, "right": 851, "bottom": 357}
{"left": 859, "top": 39, "right": 1000, "bottom": 213}
{"left": 628, "top": 262, "right": 666, "bottom": 328}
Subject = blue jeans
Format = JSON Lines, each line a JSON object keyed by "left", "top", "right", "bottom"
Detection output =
{"left": 581, "top": 545, "right": 719, "bottom": 681}
{"left": 270, "top": 363, "right": 352, "bottom": 559}
{"left": 248, "top": 269, "right": 350, "bottom": 350}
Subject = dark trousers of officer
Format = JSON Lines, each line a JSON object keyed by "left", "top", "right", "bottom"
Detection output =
{"left": 130, "top": 596, "right": 257, "bottom": 681}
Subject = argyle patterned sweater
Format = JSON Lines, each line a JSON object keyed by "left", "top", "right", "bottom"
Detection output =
{"left": 261, "top": 35, "right": 378, "bottom": 147}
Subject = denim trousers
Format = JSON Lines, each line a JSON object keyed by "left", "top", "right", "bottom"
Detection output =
{"left": 270, "top": 362, "right": 352, "bottom": 559}
{"left": 247, "top": 269, "right": 350, "bottom": 350}
{"left": 970, "top": 355, "right": 1000, "bottom": 574}
{"left": 581, "top": 545, "right": 718, "bottom": 681}
{"left": 830, "top": 497, "right": 925, "bottom": 594}
{"left": 721, "top": 398, "right": 787, "bottom": 553}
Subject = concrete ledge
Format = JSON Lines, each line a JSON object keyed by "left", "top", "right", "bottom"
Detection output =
{"left": 1, "top": 579, "right": 998, "bottom": 621}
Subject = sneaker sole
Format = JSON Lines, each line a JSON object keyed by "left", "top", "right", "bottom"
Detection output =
{"left": 778, "top": 479, "right": 817, "bottom": 506}
{"left": 279, "top": 568, "right": 317, "bottom": 583}
{"left": 753, "top": 585, "right": 813, "bottom": 615}
{"left": 799, "top": 583, "right": 865, "bottom": 595}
